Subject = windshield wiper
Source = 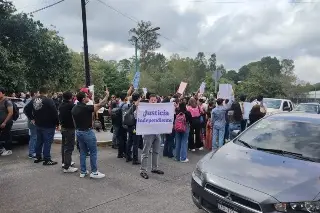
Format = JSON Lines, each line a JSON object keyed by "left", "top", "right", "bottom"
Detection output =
{"left": 236, "top": 139, "right": 253, "bottom": 149}
{"left": 256, "top": 148, "right": 317, "bottom": 162}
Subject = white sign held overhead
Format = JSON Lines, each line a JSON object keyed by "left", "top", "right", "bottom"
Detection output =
{"left": 136, "top": 103, "right": 175, "bottom": 135}
{"left": 218, "top": 84, "right": 233, "bottom": 100}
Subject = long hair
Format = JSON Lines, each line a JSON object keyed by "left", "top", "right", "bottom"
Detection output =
{"left": 188, "top": 97, "right": 197, "bottom": 108}
{"left": 231, "top": 102, "right": 242, "bottom": 121}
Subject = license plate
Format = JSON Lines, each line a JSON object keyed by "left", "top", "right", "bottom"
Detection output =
{"left": 218, "top": 203, "right": 238, "bottom": 213}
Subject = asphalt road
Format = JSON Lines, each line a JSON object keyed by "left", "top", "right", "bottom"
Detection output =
{"left": 0, "top": 143, "right": 207, "bottom": 213}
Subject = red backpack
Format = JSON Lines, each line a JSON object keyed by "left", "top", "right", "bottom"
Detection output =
{"left": 174, "top": 112, "right": 187, "bottom": 133}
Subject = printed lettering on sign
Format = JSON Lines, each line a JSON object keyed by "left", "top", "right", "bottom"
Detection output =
{"left": 136, "top": 103, "right": 175, "bottom": 135}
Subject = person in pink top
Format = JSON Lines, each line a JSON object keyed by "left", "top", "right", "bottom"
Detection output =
{"left": 187, "top": 97, "right": 204, "bottom": 151}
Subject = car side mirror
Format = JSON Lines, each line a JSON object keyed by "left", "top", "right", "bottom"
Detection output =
{"left": 231, "top": 130, "right": 241, "bottom": 139}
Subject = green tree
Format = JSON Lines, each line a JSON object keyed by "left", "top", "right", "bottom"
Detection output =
{"left": 128, "top": 20, "right": 161, "bottom": 61}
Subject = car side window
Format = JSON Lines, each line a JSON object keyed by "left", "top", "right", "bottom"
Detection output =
{"left": 282, "top": 101, "right": 289, "bottom": 111}
{"left": 289, "top": 102, "right": 293, "bottom": 111}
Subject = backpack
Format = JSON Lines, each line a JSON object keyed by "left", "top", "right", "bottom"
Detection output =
{"left": 111, "top": 105, "right": 123, "bottom": 126}
{"left": 174, "top": 112, "right": 187, "bottom": 133}
{"left": 121, "top": 104, "right": 132, "bottom": 129}
{"left": 5, "top": 99, "right": 19, "bottom": 121}
{"left": 123, "top": 105, "right": 135, "bottom": 128}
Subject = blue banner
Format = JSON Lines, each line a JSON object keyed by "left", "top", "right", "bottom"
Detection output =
{"left": 133, "top": 71, "right": 140, "bottom": 89}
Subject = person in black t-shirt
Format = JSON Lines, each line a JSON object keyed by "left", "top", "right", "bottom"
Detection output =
{"left": 72, "top": 89, "right": 109, "bottom": 179}
{"left": 59, "top": 91, "right": 77, "bottom": 173}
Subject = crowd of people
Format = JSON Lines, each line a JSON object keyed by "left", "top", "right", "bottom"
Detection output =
{"left": 0, "top": 85, "right": 268, "bottom": 180}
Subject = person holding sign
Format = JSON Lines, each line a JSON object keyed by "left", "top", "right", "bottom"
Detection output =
{"left": 139, "top": 93, "right": 165, "bottom": 179}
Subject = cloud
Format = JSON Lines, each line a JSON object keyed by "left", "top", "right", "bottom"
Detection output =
{"left": 11, "top": 0, "right": 320, "bottom": 82}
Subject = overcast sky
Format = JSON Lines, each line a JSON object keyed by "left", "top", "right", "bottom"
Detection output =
{"left": 12, "top": 0, "right": 320, "bottom": 83}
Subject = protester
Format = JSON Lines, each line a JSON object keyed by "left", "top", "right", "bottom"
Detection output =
{"left": 59, "top": 91, "right": 77, "bottom": 173}
{"left": 187, "top": 97, "right": 203, "bottom": 151}
{"left": 204, "top": 111, "right": 212, "bottom": 150}
{"left": 113, "top": 91, "right": 130, "bottom": 158}
{"left": 140, "top": 93, "right": 164, "bottom": 179}
{"left": 174, "top": 102, "right": 192, "bottom": 162}
{"left": 239, "top": 95, "right": 247, "bottom": 131}
{"left": 24, "top": 90, "right": 38, "bottom": 158}
{"left": 248, "top": 104, "right": 266, "bottom": 127}
{"left": 0, "top": 87, "right": 14, "bottom": 156}
{"left": 72, "top": 88, "right": 109, "bottom": 178}
{"left": 125, "top": 92, "right": 141, "bottom": 165}
{"left": 162, "top": 97, "right": 175, "bottom": 158}
{"left": 212, "top": 92, "right": 234, "bottom": 150}
{"left": 110, "top": 101, "right": 119, "bottom": 149}
{"left": 25, "top": 86, "right": 59, "bottom": 165}
{"left": 228, "top": 102, "right": 243, "bottom": 140}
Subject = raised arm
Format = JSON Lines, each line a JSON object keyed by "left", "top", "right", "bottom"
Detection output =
{"left": 93, "top": 89, "right": 110, "bottom": 113}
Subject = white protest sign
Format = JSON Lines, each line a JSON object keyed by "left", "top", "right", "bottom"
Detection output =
{"left": 243, "top": 102, "right": 253, "bottom": 120}
{"left": 142, "top": 88, "right": 147, "bottom": 96}
{"left": 218, "top": 84, "right": 232, "bottom": 99}
{"left": 199, "top": 82, "right": 206, "bottom": 94}
{"left": 177, "top": 82, "right": 187, "bottom": 94}
{"left": 136, "top": 103, "right": 175, "bottom": 135}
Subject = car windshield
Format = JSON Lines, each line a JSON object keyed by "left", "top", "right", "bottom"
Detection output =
{"left": 235, "top": 117, "right": 320, "bottom": 161}
{"left": 294, "top": 104, "right": 318, "bottom": 114}
{"left": 263, "top": 99, "right": 281, "bottom": 109}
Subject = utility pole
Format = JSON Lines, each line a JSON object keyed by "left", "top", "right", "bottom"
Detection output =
{"left": 81, "top": 0, "right": 90, "bottom": 87}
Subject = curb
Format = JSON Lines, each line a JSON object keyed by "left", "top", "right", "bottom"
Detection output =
{"left": 53, "top": 140, "right": 113, "bottom": 147}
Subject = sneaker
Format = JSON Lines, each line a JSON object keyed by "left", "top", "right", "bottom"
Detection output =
{"left": 63, "top": 167, "right": 78, "bottom": 173}
{"left": 191, "top": 149, "right": 196, "bottom": 152}
{"left": 0, "top": 148, "right": 5, "bottom": 154}
{"left": 90, "top": 171, "right": 105, "bottom": 179}
{"left": 34, "top": 158, "right": 44, "bottom": 163}
{"left": 61, "top": 162, "right": 75, "bottom": 168}
{"left": 1, "top": 150, "right": 12, "bottom": 156}
{"left": 80, "top": 171, "right": 89, "bottom": 178}
{"left": 43, "top": 160, "right": 58, "bottom": 166}
{"left": 181, "top": 159, "right": 189, "bottom": 163}
{"left": 198, "top": 147, "right": 204, "bottom": 151}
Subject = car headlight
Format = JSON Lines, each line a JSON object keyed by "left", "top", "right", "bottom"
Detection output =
{"left": 193, "top": 165, "right": 204, "bottom": 183}
{"left": 274, "top": 201, "right": 320, "bottom": 213}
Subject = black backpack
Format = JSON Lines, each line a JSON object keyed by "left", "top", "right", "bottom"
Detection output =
{"left": 5, "top": 99, "right": 19, "bottom": 121}
{"left": 111, "top": 103, "right": 125, "bottom": 126}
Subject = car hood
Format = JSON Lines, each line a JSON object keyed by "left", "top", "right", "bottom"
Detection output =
{"left": 202, "top": 143, "right": 320, "bottom": 201}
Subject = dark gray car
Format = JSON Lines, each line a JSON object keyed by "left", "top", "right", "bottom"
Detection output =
{"left": 192, "top": 112, "right": 320, "bottom": 213}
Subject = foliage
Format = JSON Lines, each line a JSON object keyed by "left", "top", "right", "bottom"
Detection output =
{"left": 0, "top": 1, "right": 72, "bottom": 93}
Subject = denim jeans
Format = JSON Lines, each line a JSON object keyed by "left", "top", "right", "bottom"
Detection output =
{"left": 229, "top": 122, "right": 241, "bottom": 140}
{"left": 163, "top": 131, "right": 175, "bottom": 158}
{"left": 175, "top": 128, "right": 189, "bottom": 161}
{"left": 28, "top": 120, "right": 37, "bottom": 156}
{"left": 112, "top": 125, "right": 119, "bottom": 146}
{"left": 35, "top": 127, "right": 55, "bottom": 160}
{"left": 212, "top": 127, "right": 225, "bottom": 149}
{"left": 76, "top": 129, "right": 98, "bottom": 173}
{"left": 224, "top": 122, "right": 229, "bottom": 140}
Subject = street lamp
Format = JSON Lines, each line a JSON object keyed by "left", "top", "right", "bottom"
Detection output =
{"left": 132, "top": 27, "right": 160, "bottom": 74}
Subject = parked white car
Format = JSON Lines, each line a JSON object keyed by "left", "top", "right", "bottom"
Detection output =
{"left": 263, "top": 98, "right": 294, "bottom": 115}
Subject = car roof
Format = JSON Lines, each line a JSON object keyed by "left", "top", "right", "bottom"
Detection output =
{"left": 264, "top": 98, "right": 291, "bottom": 101}
{"left": 268, "top": 112, "right": 320, "bottom": 124}
{"left": 298, "top": 102, "right": 319, "bottom": 105}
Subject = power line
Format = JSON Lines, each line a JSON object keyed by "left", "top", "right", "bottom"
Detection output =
{"left": 27, "top": 0, "right": 66, "bottom": 15}
{"left": 95, "top": 0, "right": 192, "bottom": 52}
